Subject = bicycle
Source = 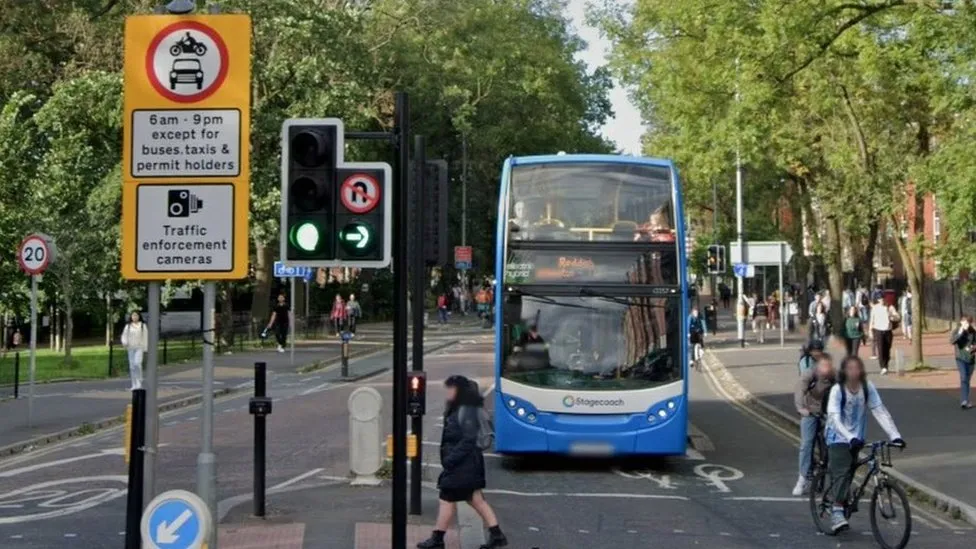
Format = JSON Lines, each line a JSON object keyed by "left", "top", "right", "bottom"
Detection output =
{"left": 809, "top": 440, "right": 911, "bottom": 549}
{"left": 690, "top": 333, "right": 704, "bottom": 371}
{"left": 805, "top": 413, "right": 828, "bottom": 485}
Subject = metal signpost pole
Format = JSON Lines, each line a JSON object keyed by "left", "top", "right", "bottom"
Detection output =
{"left": 779, "top": 243, "right": 786, "bottom": 347}
{"left": 143, "top": 281, "right": 161, "bottom": 501}
{"left": 392, "top": 91, "right": 410, "bottom": 549}
{"left": 197, "top": 282, "right": 218, "bottom": 548}
{"left": 290, "top": 277, "right": 296, "bottom": 366}
{"left": 734, "top": 57, "right": 746, "bottom": 348}
{"left": 410, "top": 135, "right": 426, "bottom": 516}
{"left": 27, "top": 275, "right": 37, "bottom": 428}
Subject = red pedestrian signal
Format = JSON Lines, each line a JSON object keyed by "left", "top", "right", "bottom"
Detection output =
{"left": 407, "top": 371, "right": 426, "bottom": 417}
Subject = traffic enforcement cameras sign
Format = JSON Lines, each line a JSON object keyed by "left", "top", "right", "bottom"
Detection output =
{"left": 279, "top": 118, "right": 392, "bottom": 269}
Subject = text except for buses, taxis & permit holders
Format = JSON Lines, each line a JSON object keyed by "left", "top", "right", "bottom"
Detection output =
{"left": 131, "top": 108, "right": 240, "bottom": 178}
{"left": 136, "top": 184, "right": 234, "bottom": 272}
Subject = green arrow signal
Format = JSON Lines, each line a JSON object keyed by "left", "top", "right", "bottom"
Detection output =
{"left": 343, "top": 225, "right": 370, "bottom": 249}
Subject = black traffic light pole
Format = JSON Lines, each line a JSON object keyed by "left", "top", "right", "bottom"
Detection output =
{"left": 341, "top": 93, "right": 410, "bottom": 549}
{"left": 410, "top": 135, "right": 427, "bottom": 516}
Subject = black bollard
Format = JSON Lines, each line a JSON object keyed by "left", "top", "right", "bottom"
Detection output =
{"left": 341, "top": 336, "right": 350, "bottom": 378}
{"left": 249, "top": 362, "right": 272, "bottom": 517}
{"left": 124, "top": 389, "right": 146, "bottom": 549}
{"left": 13, "top": 352, "right": 20, "bottom": 399}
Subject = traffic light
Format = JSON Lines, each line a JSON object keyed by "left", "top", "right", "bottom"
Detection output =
{"left": 407, "top": 371, "right": 426, "bottom": 417}
{"left": 408, "top": 159, "right": 450, "bottom": 266}
{"left": 707, "top": 244, "right": 725, "bottom": 274}
{"left": 280, "top": 118, "right": 392, "bottom": 268}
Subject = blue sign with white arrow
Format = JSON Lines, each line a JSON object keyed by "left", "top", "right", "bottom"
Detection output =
{"left": 141, "top": 490, "right": 210, "bottom": 549}
{"left": 274, "top": 261, "right": 313, "bottom": 280}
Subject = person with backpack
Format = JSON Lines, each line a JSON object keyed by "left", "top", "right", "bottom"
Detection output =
{"left": 792, "top": 353, "right": 836, "bottom": 496}
{"left": 121, "top": 311, "right": 148, "bottom": 390}
{"left": 824, "top": 356, "right": 905, "bottom": 533}
{"left": 950, "top": 315, "right": 976, "bottom": 410}
{"left": 751, "top": 293, "right": 767, "bottom": 344}
{"left": 688, "top": 307, "right": 708, "bottom": 369}
{"left": 418, "top": 375, "right": 507, "bottom": 549}
{"left": 797, "top": 339, "right": 825, "bottom": 375}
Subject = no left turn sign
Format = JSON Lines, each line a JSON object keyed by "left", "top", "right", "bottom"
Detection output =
{"left": 146, "top": 21, "right": 229, "bottom": 103}
{"left": 340, "top": 173, "right": 381, "bottom": 214}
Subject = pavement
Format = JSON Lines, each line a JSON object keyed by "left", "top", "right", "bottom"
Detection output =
{"left": 0, "top": 314, "right": 971, "bottom": 548}
{"left": 705, "top": 308, "right": 976, "bottom": 524}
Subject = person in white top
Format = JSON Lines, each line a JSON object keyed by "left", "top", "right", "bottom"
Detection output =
{"left": 868, "top": 297, "right": 897, "bottom": 374}
{"left": 824, "top": 355, "right": 904, "bottom": 533}
{"left": 121, "top": 311, "right": 149, "bottom": 390}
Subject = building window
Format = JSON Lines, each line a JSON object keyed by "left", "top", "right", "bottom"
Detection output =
{"left": 933, "top": 205, "right": 941, "bottom": 243}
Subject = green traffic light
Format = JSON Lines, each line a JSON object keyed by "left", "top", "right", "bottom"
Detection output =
{"left": 338, "top": 222, "right": 375, "bottom": 255}
{"left": 291, "top": 222, "right": 321, "bottom": 252}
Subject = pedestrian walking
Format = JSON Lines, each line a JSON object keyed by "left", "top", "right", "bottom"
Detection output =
{"left": 950, "top": 315, "right": 976, "bottom": 410}
{"left": 787, "top": 294, "right": 799, "bottom": 332}
{"left": 263, "top": 294, "right": 290, "bottom": 353}
{"left": 768, "top": 292, "right": 780, "bottom": 329}
{"left": 437, "top": 292, "right": 449, "bottom": 324}
{"left": 345, "top": 294, "right": 361, "bottom": 334}
{"left": 824, "top": 356, "right": 905, "bottom": 533}
{"left": 868, "top": 297, "right": 897, "bottom": 375}
{"left": 120, "top": 311, "right": 148, "bottom": 390}
{"left": 11, "top": 328, "right": 22, "bottom": 349}
{"left": 752, "top": 293, "right": 768, "bottom": 344}
{"left": 855, "top": 285, "right": 870, "bottom": 324}
{"left": 418, "top": 375, "right": 508, "bottom": 549}
{"left": 792, "top": 353, "right": 836, "bottom": 496}
{"left": 330, "top": 294, "right": 347, "bottom": 335}
{"left": 810, "top": 302, "right": 830, "bottom": 346}
{"left": 843, "top": 306, "right": 864, "bottom": 357}
{"left": 899, "top": 289, "right": 913, "bottom": 342}
{"left": 688, "top": 306, "right": 707, "bottom": 369}
{"left": 719, "top": 282, "right": 731, "bottom": 309}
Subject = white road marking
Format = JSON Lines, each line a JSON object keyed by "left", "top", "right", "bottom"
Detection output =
{"left": 627, "top": 530, "right": 637, "bottom": 534}
{"left": 0, "top": 476, "right": 128, "bottom": 524}
{"left": 723, "top": 496, "right": 804, "bottom": 502}
{"left": 10, "top": 534, "right": 23, "bottom": 539}
{"left": 482, "top": 489, "right": 688, "bottom": 501}
{"left": 693, "top": 463, "right": 744, "bottom": 493}
{"left": 719, "top": 532, "right": 732, "bottom": 536}
{"left": 64, "top": 533, "right": 77, "bottom": 538}
{"left": 0, "top": 448, "right": 124, "bottom": 478}
{"left": 910, "top": 511, "right": 941, "bottom": 530}
{"left": 187, "top": 416, "right": 198, "bottom": 421}
{"left": 673, "top": 529, "right": 684, "bottom": 533}
{"left": 164, "top": 420, "right": 180, "bottom": 426}
{"left": 684, "top": 448, "right": 706, "bottom": 461}
{"left": 528, "top": 527, "right": 540, "bottom": 532}
{"left": 269, "top": 469, "right": 325, "bottom": 491}
{"left": 768, "top": 533, "right": 780, "bottom": 538}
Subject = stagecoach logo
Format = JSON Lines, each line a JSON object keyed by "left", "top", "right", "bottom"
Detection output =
{"left": 562, "top": 395, "right": 625, "bottom": 408}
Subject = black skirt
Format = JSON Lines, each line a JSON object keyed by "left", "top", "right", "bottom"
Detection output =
{"left": 439, "top": 488, "right": 477, "bottom": 503}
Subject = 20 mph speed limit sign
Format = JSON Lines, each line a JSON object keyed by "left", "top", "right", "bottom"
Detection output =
{"left": 18, "top": 234, "right": 57, "bottom": 275}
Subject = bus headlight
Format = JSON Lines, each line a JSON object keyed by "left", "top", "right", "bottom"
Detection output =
{"left": 507, "top": 399, "right": 517, "bottom": 409}
{"left": 517, "top": 408, "right": 526, "bottom": 417}
{"left": 667, "top": 401, "right": 675, "bottom": 410}
{"left": 658, "top": 409, "right": 668, "bottom": 418}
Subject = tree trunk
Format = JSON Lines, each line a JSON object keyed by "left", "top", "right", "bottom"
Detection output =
{"left": 105, "top": 294, "right": 112, "bottom": 347}
{"left": 824, "top": 216, "right": 846, "bottom": 337}
{"left": 50, "top": 304, "right": 56, "bottom": 350}
{"left": 251, "top": 242, "right": 272, "bottom": 327}
{"left": 889, "top": 212, "right": 924, "bottom": 366}
{"left": 63, "top": 297, "right": 73, "bottom": 360}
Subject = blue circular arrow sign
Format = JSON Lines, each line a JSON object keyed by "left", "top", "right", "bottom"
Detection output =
{"left": 141, "top": 490, "right": 210, "bottom": 549}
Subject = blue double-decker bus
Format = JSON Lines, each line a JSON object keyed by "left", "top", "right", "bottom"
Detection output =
{"left": 493, "top": 154, "right": 689, "bottom": 456}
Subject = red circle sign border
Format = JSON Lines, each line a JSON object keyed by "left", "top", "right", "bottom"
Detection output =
{"left": 18, "top": 235, "right": 51, "bottom": 275}
{"left": 340, "top": 174, "right": 381, "bottom": 214}
{"left": 145, "top": 21, "right": 230, "bottom": 104}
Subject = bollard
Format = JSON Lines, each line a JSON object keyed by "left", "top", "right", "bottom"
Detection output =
{"left": 348, "top": 387, "right": 384, "bottom": 486}
{"left": 124, "top": 389, "right": 146, "bottom": 549}
{"left": 108, "top": 340, "right": 114, "bottom": 377}
{"left": 340, "top": 331, "right": 352, "bottom": 378}
{"left": 895, "top": 348, "right": 905, "bottom": 376}
{"left": 249, "top": 362, "right": 272, "bottom": 517}
{"left": 14, "top": 352, "right": 20, "bottom": 399}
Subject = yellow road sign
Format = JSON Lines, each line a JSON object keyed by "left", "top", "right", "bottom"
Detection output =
{"left": 121, "top": 14, "right": 251, "bottom": 280}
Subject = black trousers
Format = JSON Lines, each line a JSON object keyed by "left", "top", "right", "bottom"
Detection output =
{"left": 275, "top": 324, "right": 288, "bottom": 347}
{"left": 873, "top": 329, "right": 892, "bottom": 369}
{"left": 844, "top": 337, "right": 861, "bottom": 357}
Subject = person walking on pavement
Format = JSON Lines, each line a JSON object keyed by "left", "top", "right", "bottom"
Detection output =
{"left": 437, "top": 292, "right": 450, "bottom": 324}
{"left": 793, "top": 353, "right": 836, "bottom": 496}
{"left": 810, "top": 302, "right": 830, "bottom": 346}
{"left": 899, "top": 289, "right": 913, "bottom": 342}
{"left": 264, "top": 294, "right": 290, "bottom": 353}
{"left": 950, "top": 315, "right": 976, "bottom": 409}
{"left": 869, "top": 296, "right": 897, "bottom": 375}
{"left": 856, "top": 285, "right": 870, "bottom": 325}
{"left": 345, "top": 294, "right": 361, "bottom": 335}
{"left": 824, "top": 356, "right": 905, "bottom": 533}
{"left": 418, "top": 375, "right": 508, "bottom": 549}
{"left": 752, "top": 293, "right": 768, "bottom": 344}
{"left": 121, "top": 311, "right": 148, "bottom": 390}
{"left": 843, "top": 306, "right": 864, "bottom": 357}
{"left": 330, "top": 294, "right": 347, "bottom": 335}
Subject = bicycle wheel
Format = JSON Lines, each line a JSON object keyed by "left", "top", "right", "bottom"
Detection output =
{"left": 870, "top": 480, "right": 911, "bottom": 549}
{"left": 808, "top": 469, "right": 835, "bottom": 534}
{"left": 810, "top": 433, "right": 827, "bottom": 478}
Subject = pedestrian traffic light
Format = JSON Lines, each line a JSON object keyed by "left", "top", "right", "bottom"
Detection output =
{"left": 707, "top": 244, "right": 725, "bottom": 274}
{"left": 280, "top": 118, "right": 392, "bottom": 268}
{"left": 407, "top": 371, "right": 426, "bottom": 417}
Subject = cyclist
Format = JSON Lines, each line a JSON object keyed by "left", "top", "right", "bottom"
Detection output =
{"left": 688, "top": 306, "right": 707, "bottom": 369}
{"left": 797, "top": 339, "right": 825, "bottom": 375}
{"left": 792, "top": 353, "right": 835, "bottom": 496}
{"left": 824, "top": 355, "right": 905, "bottom": 533}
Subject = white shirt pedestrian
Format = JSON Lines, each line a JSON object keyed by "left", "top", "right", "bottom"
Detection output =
{"left": 121, "top": 313, "right": 148, "bottom": 390}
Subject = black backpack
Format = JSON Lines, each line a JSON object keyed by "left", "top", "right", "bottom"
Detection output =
{"left": 860, "top": 293, "right": 869, "bottom": 307}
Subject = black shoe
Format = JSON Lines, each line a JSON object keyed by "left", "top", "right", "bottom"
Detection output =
{"left": 417, "top": 533, "right": 445, "bottom": 549}
{"left": 479, "top": 531, "right": 508, "bottom": 548}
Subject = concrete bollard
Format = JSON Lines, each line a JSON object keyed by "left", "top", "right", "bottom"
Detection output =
{"left": 894, "top": 348, "right": 905, "bottom": 376}
{"left": 348, "top": 387, "right": 384, "bottom": 486}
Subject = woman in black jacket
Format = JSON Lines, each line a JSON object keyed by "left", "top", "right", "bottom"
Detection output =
{"left": 418, "top": 375, "right": 508, "bottom": 549}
